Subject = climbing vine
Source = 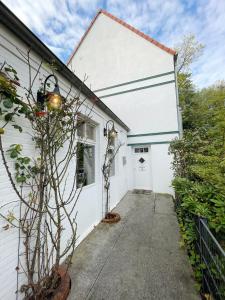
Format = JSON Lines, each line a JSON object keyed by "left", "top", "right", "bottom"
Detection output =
{"left": 0, "top": 55, "right": 93, "bottom": 298}
{"left": 102, "top": 125, "right": 121, "bottom": 217}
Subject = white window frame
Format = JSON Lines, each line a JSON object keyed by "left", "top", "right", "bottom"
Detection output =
{"left": 76, "top": 115, "right": 97, "bottom": 188}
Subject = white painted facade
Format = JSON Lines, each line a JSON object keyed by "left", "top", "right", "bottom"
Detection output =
{"left": 0, "top": 22, "right": 130, "bottom": 299}
{"left": 68, "top": 11, "right": 181, "bottom": 194}
{"left": 0, "top": 7, "right": 181, "bottom": 299}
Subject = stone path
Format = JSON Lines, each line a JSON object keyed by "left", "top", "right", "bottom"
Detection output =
{"left": 68, "top": 192, "right": 200, "bottom": 300}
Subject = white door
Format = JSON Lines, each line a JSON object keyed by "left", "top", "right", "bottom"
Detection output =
{"left": 133, "top": 146, "right": 152, "bottom": 190}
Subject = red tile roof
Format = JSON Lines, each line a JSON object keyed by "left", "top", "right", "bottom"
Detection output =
{"left": 67, "top": 9, "right": 176, "bottom": 65}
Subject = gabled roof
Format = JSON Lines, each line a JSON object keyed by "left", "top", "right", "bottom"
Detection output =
{"left": 67, "top": 9, "right": 176, "bottom": 65}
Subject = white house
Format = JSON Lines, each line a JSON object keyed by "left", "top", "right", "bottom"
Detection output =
{"left": 68, "top": 9, "right": 182, "bottom": 194}
{"left": 0, "top": 4, "right": 131, "bottom": 299}
{"left": 0, "top": 4, "right": 180, "bottom": 299}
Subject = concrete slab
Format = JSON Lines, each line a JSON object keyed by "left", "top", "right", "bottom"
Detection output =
{"left": 68, "top": 192, "right": 199, "bottom": 300}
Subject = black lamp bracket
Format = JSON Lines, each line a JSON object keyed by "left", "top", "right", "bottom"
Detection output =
{"left": 104, "top": 120, "right": 115, "bottom": 137}
{"left": 37, "top": 74, "right": 59, "bottom": 110}
{"left": 43, "top": 74, "right": 59, "bottom": 94}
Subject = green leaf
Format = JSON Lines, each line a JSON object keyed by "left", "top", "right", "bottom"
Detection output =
{"left": 12, "top": 125, "right": 23, "bottom": 132}
{"left": 4, "top": 67, "right": 17, "bottom": 75}
{"left": 10, "top": 150, "right": 18, "bottom": 159}
{"left": 15, "top": 144, "right": 22, "bottom": 152}
{"left": 4, "top": 113, "right": 14, "bottom": 122}
{"left": 16, "top": 175, "right": 26, "bottom": 183}
{"left": 4, "top": 67, "right": 11, "bottom": 72}
{"left": 23, "top": 157, "right": 30, "bottom": 164}
{"left": 3, "top": 99, "right": 13, "bottom": 109}
{"left": 15, "top": 162, "right": 20, "bottom": 170}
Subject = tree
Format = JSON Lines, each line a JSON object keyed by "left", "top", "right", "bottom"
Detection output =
{"left": 177, "top": 73, "right": 196, "bottom": 129}
{"left": 175, "top": 34, "right": 204, "bottom": 74}
{"left": 170, "top": 35, "right": 225, "bottom": 294}
{"left": 170, "top": 81, "right": 225, "bottom": 235}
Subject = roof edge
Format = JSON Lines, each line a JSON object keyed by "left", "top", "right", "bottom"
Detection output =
{"left": 67, "top": 9, "right": 176, "bottom": 65}
{"left": 67, "top": 9, "right": 102, "bottom": 65}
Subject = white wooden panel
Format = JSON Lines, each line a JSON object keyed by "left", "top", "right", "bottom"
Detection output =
{"left": 0, "top": 24, "right": 129, "bottom": 299}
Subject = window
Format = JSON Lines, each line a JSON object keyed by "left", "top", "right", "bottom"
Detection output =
{"left": 76, "top": 116, "right": 96, "bottom": 188}
{"left": 77, "top": 121, "right": 85, "bottom": 138}
{"left": 77, "top": 143, "right": 95, "bottom": 188}
{"left": 134, "top": 147, "right": 149, "bottom": 153}
{"left": 77, "top": 116, "right": 96, "bottom": 141}
{"left": 86, "top": 123, "right": 95, "bottom": 140}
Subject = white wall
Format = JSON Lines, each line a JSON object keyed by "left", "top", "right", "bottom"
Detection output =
{"left": 69, "top": 13, "right": 174, "bottom": 90}
{"left": 99, "top": 82, "right": 179, "bottom": 135}
{"left": 74, "top": 21, "right": 179, "bottom": 136}
{"left": 151, "top": 143, "right": 174, "bottom": 195}
{"left": 68, "top": 12, "right": 179, "bottom": 195}
{"left": 0, "top": 25, "right": 129, "bottom": 300}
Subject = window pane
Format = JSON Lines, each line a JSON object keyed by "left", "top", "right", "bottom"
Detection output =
{"left": 86, "top": 123, "right": 95, "bottom": 141}
{"left": 77, "top": 120, "right": 85, "bottom": 138}
{"left": 144, "top": 148, "right": 148, "bottom": 152}
{"left": 77, "top": 143, "right": 95, "bottom": 187}
{"left": 135, "top": 148, "right": 139, "bottom": 153}
{"left": 140, "top": 148, "right": 143, "bottom": 153}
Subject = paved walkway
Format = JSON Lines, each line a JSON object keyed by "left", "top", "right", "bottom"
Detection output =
{"left": 69, "top": 192, "right": 199, "bottom": 300}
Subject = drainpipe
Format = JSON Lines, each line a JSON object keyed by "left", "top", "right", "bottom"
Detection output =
{"left": 174, "top": 54, "right": 183, "bottom": 138}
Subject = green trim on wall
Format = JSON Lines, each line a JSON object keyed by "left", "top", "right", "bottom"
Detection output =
{"left": 128, "top": 131, "right": 179, "bottom": 137}
{"left": 100, "top": 80, "right": 175, "bottom": 99}
{"left": 128, "top": 141, "right": 171, "bottom": 146}
{"left": 94, "top": 71, "right": 175, "bottom": 93}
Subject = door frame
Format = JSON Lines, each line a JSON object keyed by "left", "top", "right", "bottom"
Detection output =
{"left": 132, "top": 144, "right": 152, "bottom": 191}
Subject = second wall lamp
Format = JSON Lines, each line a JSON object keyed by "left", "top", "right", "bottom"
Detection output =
{"left": 104, "top": 120, "right": 118, "bottom": 138}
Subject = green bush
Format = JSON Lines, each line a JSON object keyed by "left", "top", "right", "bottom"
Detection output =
{"left": 170, "top": 79, "right": 225, "bottom": 288}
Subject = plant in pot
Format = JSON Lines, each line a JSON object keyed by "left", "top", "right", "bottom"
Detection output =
{"left": 102, "top": 120, "right": 121, "bottom": 223}
{"left": 0, "top": 58, "right": 93, "bottom": 299}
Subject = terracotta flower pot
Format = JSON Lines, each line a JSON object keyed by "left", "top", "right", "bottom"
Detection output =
{"left": 102, "top": 212, "right": 121, "bottom": 224}
{"left": 51, "top": 266, "right": 71, "bottom": 300}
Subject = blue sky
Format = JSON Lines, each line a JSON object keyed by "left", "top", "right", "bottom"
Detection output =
{"left": 2, "top": 0, "right": 225, "bottom": 88}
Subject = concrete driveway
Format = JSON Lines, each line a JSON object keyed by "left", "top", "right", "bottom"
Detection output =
{"left": 68, "top": 192, "right": 200, "bottom": 300}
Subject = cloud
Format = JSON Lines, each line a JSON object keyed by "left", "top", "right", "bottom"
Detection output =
{"left": 2, "top": 0, "right": 225, "bottom": 88}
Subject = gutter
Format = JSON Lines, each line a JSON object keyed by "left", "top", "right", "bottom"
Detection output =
{"left": 174, "top": 54, "right": 183, "bottom": 138}
{"left": 0, "top": 2, "right": 129, "bottom": 132}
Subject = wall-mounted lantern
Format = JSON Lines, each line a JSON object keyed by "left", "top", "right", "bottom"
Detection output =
{"left": 103, "top": 120, "right": 118, "bottom": 138}
{"left": 37, "top": 74, "right": 62, "bottom": 111}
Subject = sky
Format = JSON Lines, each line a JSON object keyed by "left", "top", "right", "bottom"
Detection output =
{"left": 2, "top": 0, "right": 225, "bottom": 88}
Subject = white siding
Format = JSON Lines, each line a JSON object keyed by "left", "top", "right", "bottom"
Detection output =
{"left": 151, "top": 144, "right": 175, "bottom": 195}
{"left": 0, "top": 25, "right": 130, "bottom": 299}
{"left": 69, "top": 13, "right": 174, "bottom": 90}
